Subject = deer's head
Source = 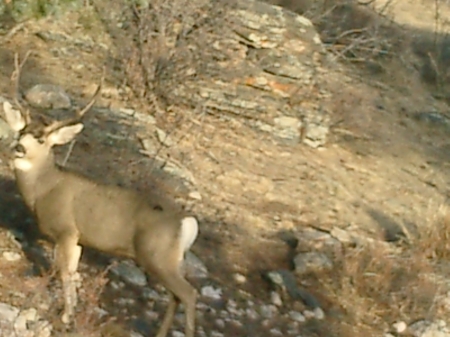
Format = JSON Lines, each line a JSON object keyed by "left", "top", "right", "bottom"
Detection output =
{"left": 2, "top": 52, "right": 103, "bottom": 172}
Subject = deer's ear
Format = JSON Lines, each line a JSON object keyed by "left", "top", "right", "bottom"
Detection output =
{"left": 48, "top": 123, "right": 84, "bottom": 145}
{"left": 3, "top": 101, "right": 26, "bottom": 132}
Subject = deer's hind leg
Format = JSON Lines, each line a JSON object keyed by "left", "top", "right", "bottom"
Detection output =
{"left": 54, "top": 233, "right": 82, "bottom": 324}
{"left": 143, "top": 249, "right": 197, "bottom": 337}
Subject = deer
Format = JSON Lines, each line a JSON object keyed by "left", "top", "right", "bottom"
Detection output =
{"left": 1, "top": 52, "right": 199, "bottom": 337}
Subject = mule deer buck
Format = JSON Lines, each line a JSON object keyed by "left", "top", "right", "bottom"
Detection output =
{"left": 2, "top": 52, "right": 199, "bottom": 337}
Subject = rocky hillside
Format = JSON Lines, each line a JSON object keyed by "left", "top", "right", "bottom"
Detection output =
{"left": 0, "top": 0, "right": 450, "bottom": 337}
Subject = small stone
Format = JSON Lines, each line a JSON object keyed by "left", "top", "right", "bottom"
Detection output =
{"left": 289, "top": 310, "right": 306, "bottom": 322}
{"left": 303, "top": 310, "right": 316, "bottom": 319}
{"left": 110, "top": 261, "right": 147, "bottom": 287}
{"left": 172, "top": 331, "right": 184, "bottom": 337}
{"left": 14, "top": 308, "right": 38, "bottom": 333}
{"left": 260, "top": 304, "right": 278, "bottom": 319}
{"left": 116, "top": 297, "right": 136, "bottom": 306}
{"left": 246, "top": 308, "right": 259, "bottom": 320}
{"left": 143, "top": 288, "right": 160, "bottom": 301}
{"left": 294, "top": 252, "right": 333, "bottom": 274}
{"left": 34, "top": 320, "right": 52, "bottom": 337}
{"left": 330, "top": 227, "right": 354, "bottom": 244}
{"left": 200, "top": 285, "right": 222, "bottom": 300}
{"left": 270, "top": 291, "right": 283, "bottom": 306}
{"left": 2, "top": 251, "right": 21, "bottom": 262}
{"left": 119, "top": 108, "right": 135, "bottom": 116}
{"left": 233, "top": 273, "right": 246, "bottom": 284}
{"left": 211, "top": 330, "right": 224, "bottom": 337}
{"left": 184, "top": 252, "right": 208, "bottom": 279}
{"left": 188, "top": 191, "right": 202, "bottom": 201}
{"left": 409, "top": 319, "right": 450, "bottom": 336}
{"left": 393, "top": 321, "right": 407, "bottom": 333}
{"left": 270, "top": 328, "right": 283, "bottom": 336}
{"left": 110, "top": 281, "right": 123, "bottom": 290}
{"left": 139, "top": 138, "right": 158, "bottom": 156}
{"left": 131, "top": 332, "right": 145, "bottom": 337}
{"left": 155, "top": 128, "right": 174, "bottom": 147}
{"left": 313, "top": 307, "right": 325, "bottom": 320}
{"left": 274, "top": 116, "right": 301, "bottom": 128}
{"left": 215, "top": 318, "right": 225, "bottom": 329}
{"left": 0, "top": 302, "right": 19, "bottom": 322}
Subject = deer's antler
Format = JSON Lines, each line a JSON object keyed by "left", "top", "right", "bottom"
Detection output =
{"left": 11, "top": 51, "right": 32, "bottom": 124}
{"left": 45, "top": 67, "right": 105, "bottom": 133}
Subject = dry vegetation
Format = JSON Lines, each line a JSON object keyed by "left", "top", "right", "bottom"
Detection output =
{"left": 1, "top": 0, "right": 450, "bottom": 337}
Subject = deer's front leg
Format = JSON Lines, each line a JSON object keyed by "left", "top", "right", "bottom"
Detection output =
{"left": 54, "top": 234, "right": 82, "bottom": 324}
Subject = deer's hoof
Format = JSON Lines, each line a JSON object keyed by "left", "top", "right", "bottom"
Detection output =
{"left": 61, "top": 312, "right": 72, "bottom": 325}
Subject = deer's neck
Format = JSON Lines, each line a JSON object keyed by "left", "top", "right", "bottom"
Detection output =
{"left": 14, "top": 154, "right": 60, "bottom": 212}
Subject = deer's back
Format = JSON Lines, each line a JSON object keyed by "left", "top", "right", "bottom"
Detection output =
{"left": 34, "top": 170, "right": 184, "bottom": 259}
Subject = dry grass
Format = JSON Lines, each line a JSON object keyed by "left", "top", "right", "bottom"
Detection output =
{"left": 416, "top": 204, "right": 450, "bottom": 261}
{"left": 315, "top": 205, "right": 450, "bottom": 336}
{"left": 319, "top": 242, "right": 440, "bottom": 336}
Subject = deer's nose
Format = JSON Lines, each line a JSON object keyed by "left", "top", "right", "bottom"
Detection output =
{"left": 14, "top": 144, "right": 26, "bottom": 155}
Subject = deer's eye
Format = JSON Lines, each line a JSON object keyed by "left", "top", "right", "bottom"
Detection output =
{"left": 37, "top": 138, "right": 45, "bottom": 144}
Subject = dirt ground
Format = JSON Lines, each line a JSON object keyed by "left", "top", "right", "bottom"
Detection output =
{"left": 1, "top": 1, "right": 450, "bottom": 337}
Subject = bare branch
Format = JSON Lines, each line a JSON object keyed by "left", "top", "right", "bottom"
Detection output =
{"left": 11, "top": 50, "right": 32, "bottom": 122}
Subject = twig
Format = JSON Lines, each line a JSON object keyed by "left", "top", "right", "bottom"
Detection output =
{"left": 62, "top": 140, "right": 76, "bottom": 167}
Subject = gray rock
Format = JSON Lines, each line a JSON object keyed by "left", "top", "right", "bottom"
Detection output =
{"left": 111, "top": 0, "right": 332, "bottom": 149}
{"left": 294, "top": 252, "right": 333, "bottom": 274}
{"left": 139, "top": 137, "right": 158, "bottom": 156}
{"left": 270, "top": 291, "right": 282, "bottom": 306}
{"left": 13, "top": 308, "right": 37, "bottom": 333}
{"left": 330, "top": 227, "right": 354, "bottom": 244}
{"left": 211, "top": 331, "right": 224, "bottom": 337}
{"left": 25, "top": 84, "right": 71, "bottom": 109}
{"left": 260, "top": 304, "right": 278, "bottom": 319}
{"left": 110, "top": 261, "right": 147, "bottom": 287}
{"left": 0, "top": 302, "right": 19, "bottom": 322}
{"left": 0, "top": 303, "right": 52, "bottom": 337}
{"left": 409, "top": 320, "right": 450, "bottom": 337}
{"left": 200, "top": 285, "right": 222, "bottom": 300}
{"left": 273, "top": 116, "right": 302, "bottom": 141}
{"left": 184, "top": 251, "right": 208, "bottom": 279}
{"left": 393, "top": 321, "right": 407, "bottom": 333}
{"left": 155, "top": 128, "right": 175, "bottom": 147}
{"left": 188, "top": 191, "right": 202, "bottom": 201}
{"left": 288, "top": 310, "right": 306, "bottom": 322}
{"left": 246, "top": 308, "right": 259, "bottom": 320}
{"left": 264, "top": 270, "right": 321, "bottom": 308}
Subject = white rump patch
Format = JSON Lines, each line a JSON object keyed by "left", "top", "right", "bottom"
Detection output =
{"left": 14, "top": 158, "right": 33, "bottom": 171}
{"left": 180, "top": 216, "right": 199, "bottom": 255}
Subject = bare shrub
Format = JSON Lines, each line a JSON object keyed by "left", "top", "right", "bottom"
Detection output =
{"left": 93, "top": 0, "right": 237, "bottom": 110}
{"left": 264, "top": 0, "right": 404, "bottom": 69}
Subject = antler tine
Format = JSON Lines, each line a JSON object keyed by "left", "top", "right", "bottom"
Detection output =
{"left": 75, "top": 66, "right": 105, "bottom": 119}
{"left": 45, "top": 67, "right": 105, "bottom": 133}
{"left": 11, "top": 51, "right": 32, "bottom": 122}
